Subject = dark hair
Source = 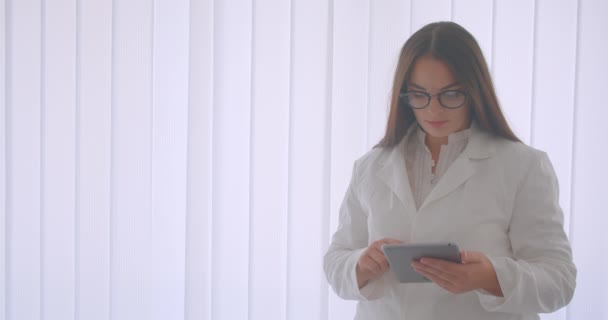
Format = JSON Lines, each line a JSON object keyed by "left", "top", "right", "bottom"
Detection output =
{"left": 376, "top": 21, "right": 520, "bottom": 148}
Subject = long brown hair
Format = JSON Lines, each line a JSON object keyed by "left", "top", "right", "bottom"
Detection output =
{"left": 376, "top": 21, "right": 520, "bottom": 148}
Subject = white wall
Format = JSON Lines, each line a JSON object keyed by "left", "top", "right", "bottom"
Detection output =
{"left": 1, "top": 0, "right": 607, "bottom": 319}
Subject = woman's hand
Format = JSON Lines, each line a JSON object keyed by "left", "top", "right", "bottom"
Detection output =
{"left": 356, "top": 238, "right": 402, "bottom": 289}
{"left": 411, "top": 250, "right": 504, "bottom": 297}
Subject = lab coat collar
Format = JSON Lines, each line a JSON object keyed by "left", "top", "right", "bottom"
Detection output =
{"left": 463, "top": 121, "right": 497, "bottom": 160}
{"left": 377, "top": 121, "right": 497, "bottom": 212}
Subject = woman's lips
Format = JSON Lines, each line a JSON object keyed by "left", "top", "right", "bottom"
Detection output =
{"left": 426, "top": 120, "right": 448, "bottom": 128}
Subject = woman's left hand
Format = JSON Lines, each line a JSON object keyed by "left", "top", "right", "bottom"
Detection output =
{"left": 411, "top": 250, "right": 504, "bottom": 297}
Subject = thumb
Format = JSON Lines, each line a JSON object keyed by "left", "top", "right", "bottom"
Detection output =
{"left": 384, "top": 238, "right": 403, "bottom": 245}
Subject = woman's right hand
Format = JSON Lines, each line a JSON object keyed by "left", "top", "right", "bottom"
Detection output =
{"left": 356, "top": 238, "right": 402, "bottom": 288}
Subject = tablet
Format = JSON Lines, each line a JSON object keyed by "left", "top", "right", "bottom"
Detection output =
{"left": 381, "top": 243, "right": 461, "bottom": 283}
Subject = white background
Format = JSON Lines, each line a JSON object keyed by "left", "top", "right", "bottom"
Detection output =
{"left": 1, "top": 0, "right": 607, "bottom": 319}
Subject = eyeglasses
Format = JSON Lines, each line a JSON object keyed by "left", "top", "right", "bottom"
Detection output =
{"left": 399, "top": 90, "right": 468, "bottom": 109}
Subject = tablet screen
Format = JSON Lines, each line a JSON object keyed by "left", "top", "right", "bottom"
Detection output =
{"left": 382, "top": 243, "right": 461, "bottom": 283}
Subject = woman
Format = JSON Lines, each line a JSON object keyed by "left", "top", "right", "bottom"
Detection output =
{"left": 323, "top": 21, "right": 576, "bottom": 319}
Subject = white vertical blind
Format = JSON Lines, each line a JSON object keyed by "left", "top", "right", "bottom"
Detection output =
{"left": 249, "top": 0, "right": 290, "bottom": 320}
{"left": 288, "top": 1, "right": 331, "bottom": 319}
{"left": 150, "top": 0, "right": 189, "bottom": 319}
{"left": 184, "top": 0, "right": 212, "bottom": 320}
{"left": 6, "top": 0, "right": 42, "bottom": 319}
{"left": 212, "top": 1, "right": 252, "bottom": 319}
{"left": 0, "top": 0, "right": 6, "bottom": 317}
{"left": 411, "top": 0, "right": 451, "bottom": 32}
{"left": 111, "top": 1, "right": 153, "bottom": 319}
{"left": 77, "top": 0, "right": 112, "bottom": 319}
{"left": 42, "top": 0, "right": 77, "bottom": 319}
{"left": 569, "top": 0, "right": 608, "bottom": 319}
{"left": 3, "top": 1, "right": 608, "bottom": 319}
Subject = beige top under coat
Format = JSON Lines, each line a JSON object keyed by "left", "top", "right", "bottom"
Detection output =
{"left": 405, "top": 125, "right": 471, "bottom": 210}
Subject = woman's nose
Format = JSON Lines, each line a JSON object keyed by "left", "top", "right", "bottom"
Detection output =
{"left": 426, "top": 96, "right": 443, "bottom": 115}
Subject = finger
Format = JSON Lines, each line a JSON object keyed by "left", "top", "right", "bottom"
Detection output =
{"left": 419, "top": 257, "right": 462, "bottom": 277}
{"left": 412, "top": 261, "right": 445, "bottom": 279}
{"left": 361, "top": 255, "right": 383, "bottom": 274}
{"left": 415, "top": 259, "right": 461, "bottom": 284}
{"left": 412, "top": 264, "right": 458, "bottom": 293}
{"left": 372, "top": 238, "right": 402, "bottom": 250}
{"left": 382, "top": 238, "right": 403, "bottom": 245}
{"left": 461, "top": 251, "right": 485, "bottom": 264}
{"left": 368, "top": 247, "right": 390, "bottom": 269}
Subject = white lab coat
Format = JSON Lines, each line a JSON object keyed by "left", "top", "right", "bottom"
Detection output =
{"left": 324, "top": 124, "right": 576, "bottom": 320}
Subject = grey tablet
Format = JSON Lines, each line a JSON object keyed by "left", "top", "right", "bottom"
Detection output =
{"left": 381, "top": 243, "right": 461, "bottom": 283}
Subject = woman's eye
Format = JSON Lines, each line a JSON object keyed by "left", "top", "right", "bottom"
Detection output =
{"left": 412, "top": 92, "right": 427, "bottom": 98}
{"left": 443, "top": 91, "right": 460, "bottom": 98}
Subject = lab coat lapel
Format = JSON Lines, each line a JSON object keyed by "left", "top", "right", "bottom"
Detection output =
{"left": 418, "top": 154, "right": 473, "bottom": 211}
{"left": 418, "top": 122, "right": 496, "bottom": 211}
{"left": 377, "top": 133, "right": 418, "bottom": 216}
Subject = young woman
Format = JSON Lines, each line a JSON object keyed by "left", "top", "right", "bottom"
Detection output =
{"left": 324, "top": 21, "right": 576, "bottom": 319}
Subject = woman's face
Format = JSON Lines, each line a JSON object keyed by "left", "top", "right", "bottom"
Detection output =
{"left": 407, "top": 55, "right": 471, "bottom": 140}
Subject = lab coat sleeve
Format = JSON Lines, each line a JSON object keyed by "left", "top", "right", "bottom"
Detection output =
{"left": 323, "top": 161, "right": 387, "bottom": 301}
{"left": 477, "top": 151, "right": 577, "bottom": 313}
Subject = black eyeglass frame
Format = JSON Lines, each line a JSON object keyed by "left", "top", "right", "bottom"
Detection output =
{"left": 399, "top": 89, "right": 468, "bottom": 110}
